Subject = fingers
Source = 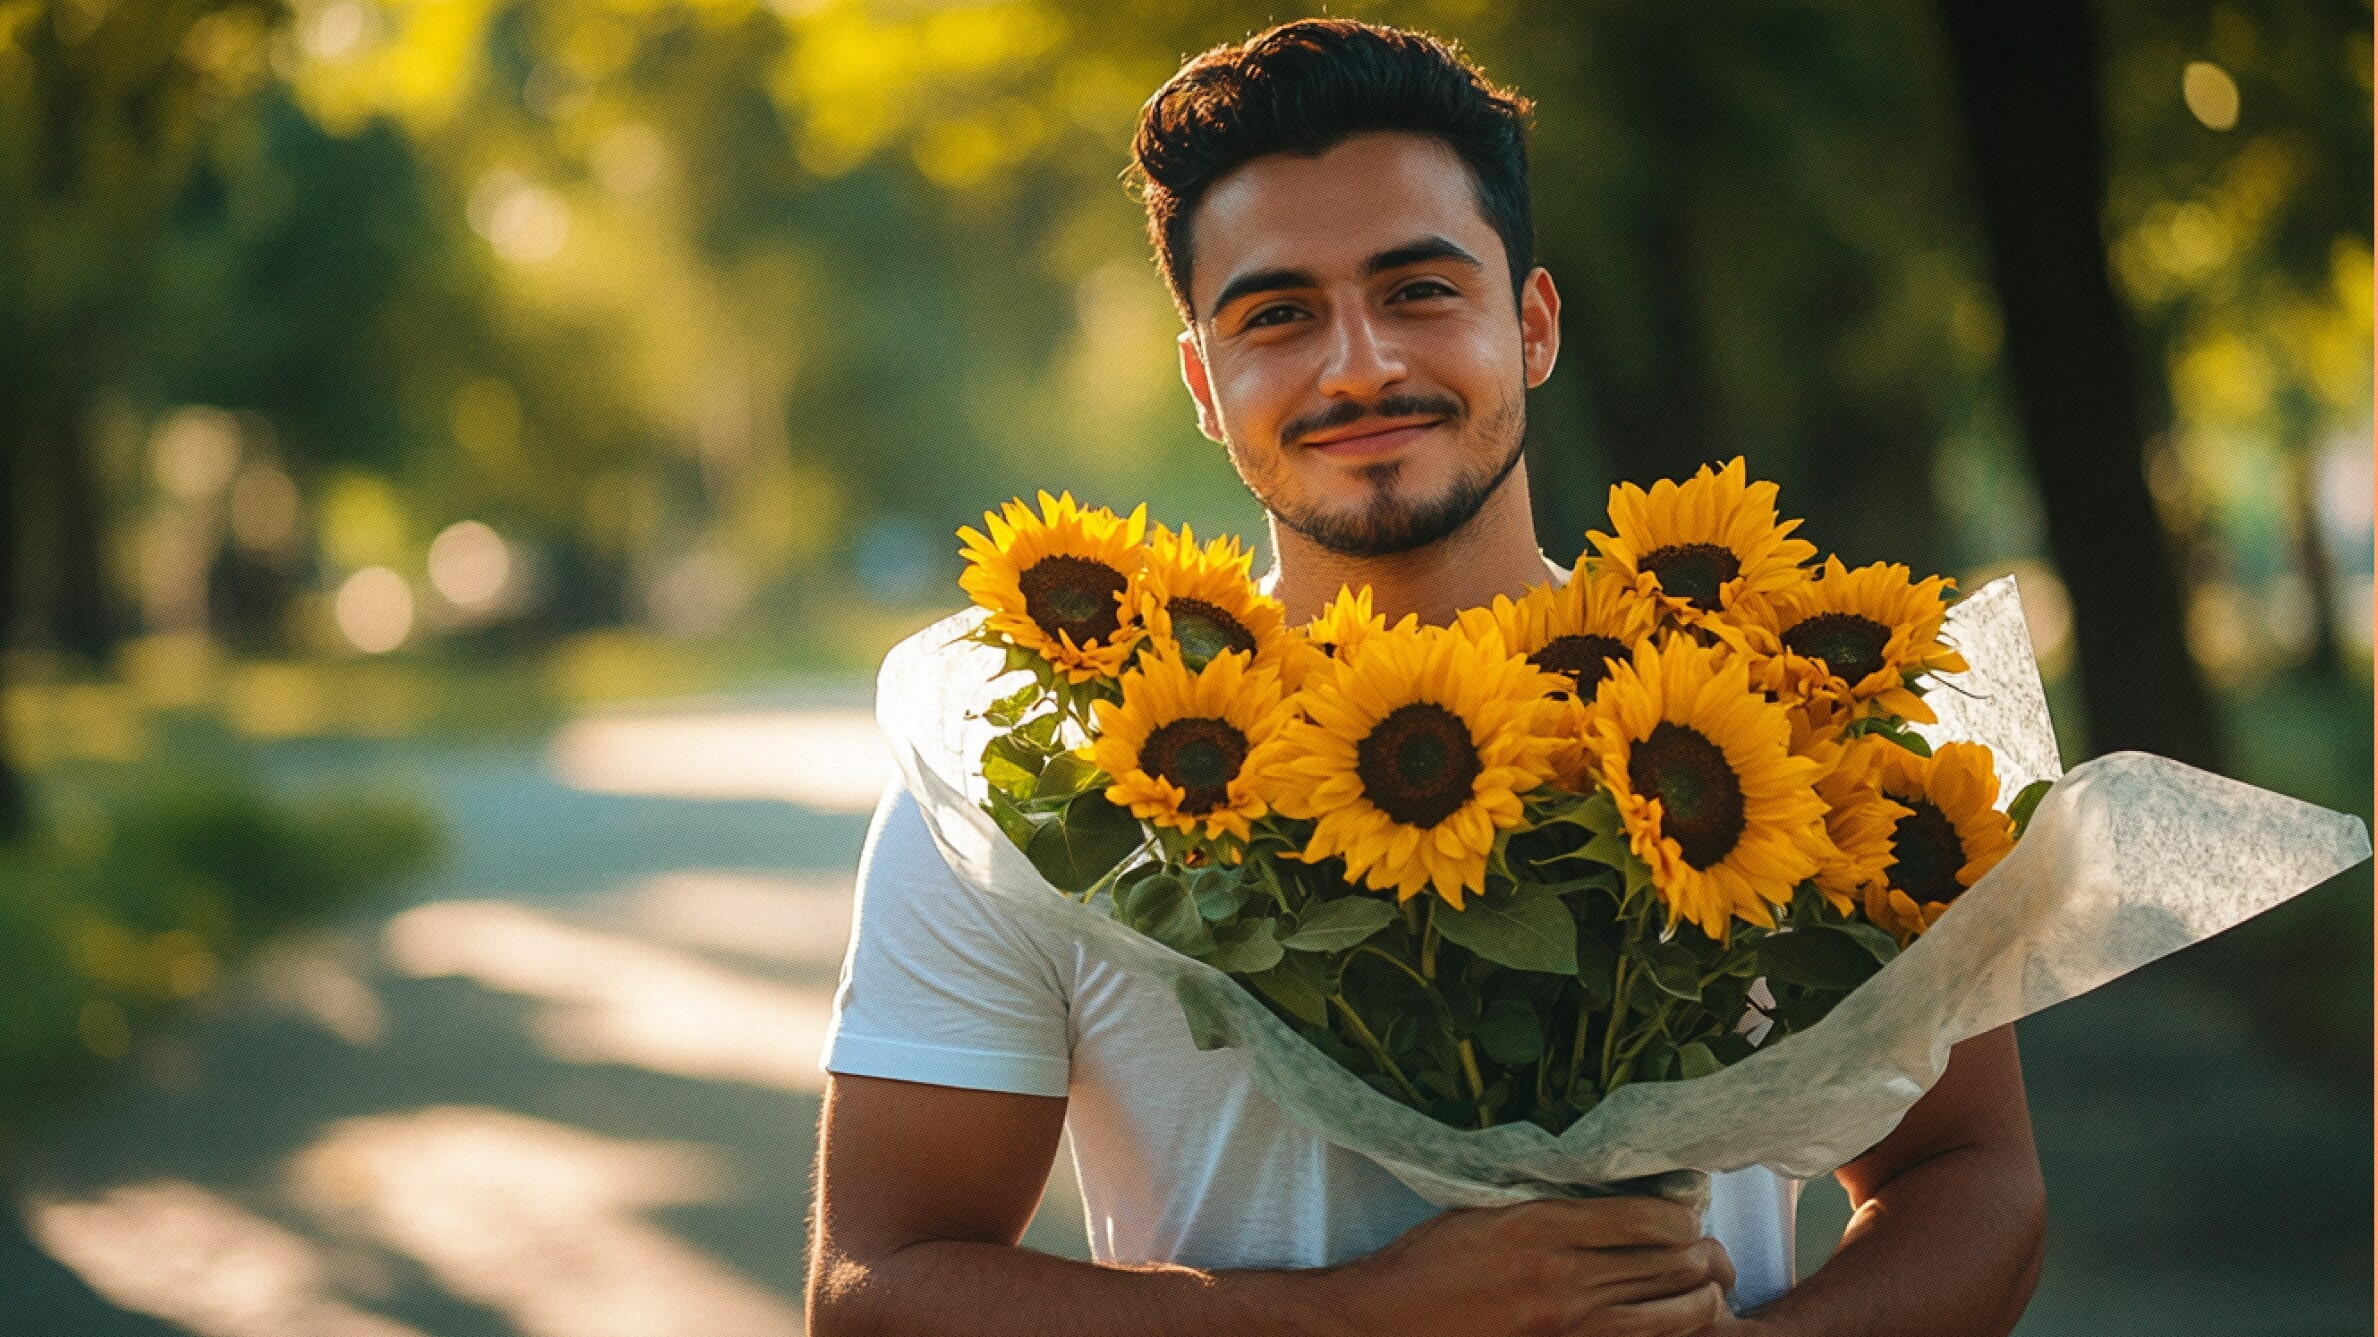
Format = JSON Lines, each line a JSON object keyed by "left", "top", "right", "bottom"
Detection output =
{"left": 1589, "top": 1238, "right": 1734, "bottom": 1307}
{"left": 1587, "top": 1280, "right": 1730, "bottom": 1337}
{"left": 1515, "top": 1194, "right": 1702, "bottom": 1250}
{"left": 1706, "top": 1237, "right": 1736, "bottom": 1295}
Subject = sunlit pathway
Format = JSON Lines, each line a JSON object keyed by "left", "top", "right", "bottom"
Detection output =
{"left": 1, "top": 690, "right": 1087, "bottom": 1337}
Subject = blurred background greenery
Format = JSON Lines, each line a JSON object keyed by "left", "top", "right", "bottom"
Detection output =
{"left": 0, "top": 0, "right": 2367, "bottom": 1333}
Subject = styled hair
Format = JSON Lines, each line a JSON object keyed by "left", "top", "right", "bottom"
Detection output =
{"left": 1127, "top": 18, "right": 1537, "bottom": 325}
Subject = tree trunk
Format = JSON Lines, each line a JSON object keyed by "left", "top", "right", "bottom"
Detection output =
{"left": 1933, "top": 0, "right": 2224, "bottom": 770}
{"left": 0, "top": 402, "right": 30, "bottom": 844}
{"left": 44, "top": 393, "right": 122, "bottom": 670}
{"left": 2279, "top": 388, "right": 2349, "bottom": 682}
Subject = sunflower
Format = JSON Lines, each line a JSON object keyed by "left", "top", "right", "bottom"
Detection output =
{"left": 1260, "top": 621, "right": 1565, "bottom": 909}
{"left": 1092, "top": 646, "right": 1293, "bottom": 849}
{"left": 1455, "top": 559, "right": 1651, "bottom": 704}
{"left": 1578, "top": 633, "right": 1834, "bottom": 941}
{"left": 1807, "top": 732, "right": 1917, "bottom": 915}
{"left": 958, "top": 491, "right": 1147, "bottom": 682}
{"left": 1861, "top": 740, "right": 2018, "bottom": 943}
{"left": 1288, "top": 584, "right": 1415, "bottom": 694}
{"left": 1743, "top": 555, "right": 1968, "bottom": 726}
{"left": 1585, "top": 457, "right": 1817, "bottom": 638}
{"left": 1134, "top": 523, "right": 1293, "bottom": 673}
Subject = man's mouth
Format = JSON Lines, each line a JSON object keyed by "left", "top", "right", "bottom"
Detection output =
{"left": 1301, "top": 419, "right": 1445, "bottom": 459}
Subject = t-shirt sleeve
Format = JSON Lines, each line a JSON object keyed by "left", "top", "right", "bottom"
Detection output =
{"left": 819, "top": 778, "right": 1073, "bottom": 1098}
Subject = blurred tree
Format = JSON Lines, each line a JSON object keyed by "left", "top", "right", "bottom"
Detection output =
{"left": 1935, "top": 0, "right": 2223, "bottom": 769}
{"left": 0, "top": 0, "right": 284, "bottom": 837}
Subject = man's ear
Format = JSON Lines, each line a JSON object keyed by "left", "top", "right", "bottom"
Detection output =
{"left": 1178, "top": 328, "right": 1225, "bottom": 444}
{"left": 1519, "top": 266, "right": 1561, "bottom": 390}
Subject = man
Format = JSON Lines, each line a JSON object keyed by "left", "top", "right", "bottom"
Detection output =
{"left": 808, "top": 19, "right": 2044, "bottom": 1336}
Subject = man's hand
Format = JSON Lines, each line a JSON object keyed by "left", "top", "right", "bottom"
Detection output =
{"left": 1315, "top": 1196, "right": 1737, "bottom": 1337}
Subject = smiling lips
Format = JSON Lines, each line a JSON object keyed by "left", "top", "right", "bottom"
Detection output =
{"left": 1301, "top": 419, "right": 1444, "bottom": 459}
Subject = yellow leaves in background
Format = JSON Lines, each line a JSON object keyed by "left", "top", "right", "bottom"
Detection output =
{"left": 290, "top": 0, "right": 503, "bottom": 137}
{"left": 774, "top": 0, "right": 1067, "bottom": 181}
{"left": 319, "top": 470, "right": 411, "bottom": 571}
{"left": 68, "top": 918, "right": 220, "bottom": 1003}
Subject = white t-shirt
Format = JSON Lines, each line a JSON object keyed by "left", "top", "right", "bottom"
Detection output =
{"left": 820, "top": 780, "right": 1800, "bottom": 1309}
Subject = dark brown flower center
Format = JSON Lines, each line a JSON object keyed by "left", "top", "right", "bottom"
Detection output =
{"left": 1166, "top": 597, "right": 1257, "bottom": 668}
{"left": 1530, "top": 634, "right": 1631, "bottom": 699}
{"left": 1354, "top": 702, "right": 1481, "bottom": 828}
{"left": 1627, "top": 721, "right": 1747, "bottom": 869}
{"left": 1019, "top": 555, "right": 1126, "bottom": 647}
{"left": 1640, "top": 543, "right": 1742, "bottom": 612}
{"left": 1139, "top": 716, "right": 1249, "bottom": 815}
{"left": 1886, "top": 798, "right": 1967, "bottom": 904}
{"left": 1783, "top": 612, "right": 1892, "bottom": 686}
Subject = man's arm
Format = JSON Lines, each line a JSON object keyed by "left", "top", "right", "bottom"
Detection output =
{"left": 1731, "top": 1024, "right": 2047, "bottom": 1337}
{"left": 806, "top": 1073, "right": 1342, "bottom": 1337}
{"left": 806, "top": 1072, "right": 1740, "bottom": 1337}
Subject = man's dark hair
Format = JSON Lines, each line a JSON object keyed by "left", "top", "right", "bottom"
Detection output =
{"left": 1127, "top": 18, "right": 1537, "bottom": 327}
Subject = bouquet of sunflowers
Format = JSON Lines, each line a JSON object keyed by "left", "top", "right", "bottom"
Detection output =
{"left": 875, "top": 458, "right": 2367, "bottom": 1207}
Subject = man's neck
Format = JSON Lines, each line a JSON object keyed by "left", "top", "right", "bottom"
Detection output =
{"left": 1255, "top": 469, "right": 1563, "bottom": 627}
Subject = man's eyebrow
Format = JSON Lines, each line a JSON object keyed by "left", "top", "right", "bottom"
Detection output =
{"left": 1363, "top": 235, "right": 1482, "bottom": 279}
{"left": 1205, "top": 235, "right": 1484, "bottom": 322}
{"left": 1207, "top": 266, "right": 1316, "bottom": 323}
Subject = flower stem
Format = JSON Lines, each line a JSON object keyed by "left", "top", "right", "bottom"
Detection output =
{"left": 1420, "top": 900, "right": 1440, "bottom": 981}
{"left": 1457, "top": 1037, "right": 1488, "bottom": 1127}
{"left": 1081, "top": 833, "right": 1159, "bottom": 905}
{"left": 1331, "top": 993, "right": 1422, "bottom": 1106}
{"left": 1353, "top": 943, "right": 1434, "bottom": 992}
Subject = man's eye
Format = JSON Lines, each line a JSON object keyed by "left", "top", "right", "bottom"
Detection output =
{"left": 1246, "top": 304, "right": 1304, "bottom": 328}
{"left": 1397, "top": 280, "right": 1457, "bottom": 300}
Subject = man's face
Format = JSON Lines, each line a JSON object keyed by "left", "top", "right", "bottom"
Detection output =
{"left": 1176, "top": 130, "right": 1559, "bottom": 558}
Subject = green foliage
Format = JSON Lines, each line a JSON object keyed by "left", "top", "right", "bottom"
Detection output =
{"left": 0, "top": 765, "right": 442, "bottom": 1139}
{"left": 2007, "top": 778, "right": 2053, "bottom": 838}
{"left": 1278, "top": 896, "right": 1396, "bottom": 953}
{"left": 1432, "top": 881, "right": 1579, "bottom": 975}
{"left": 1023, "top": 790, "right": 1144, "bottom": 896}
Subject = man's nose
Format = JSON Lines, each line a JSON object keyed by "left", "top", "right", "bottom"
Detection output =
{"left": 1315, "top": 305, "right": 1409, "bottom": 401}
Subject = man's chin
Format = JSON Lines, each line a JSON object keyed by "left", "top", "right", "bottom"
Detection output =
{"left": 1273, "top": 495, "right": 1482, "bottom": 559}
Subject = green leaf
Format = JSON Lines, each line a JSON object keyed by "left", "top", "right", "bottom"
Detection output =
{"left": 1571, "top": 932, "right": 1619, "bottom": 1008}
{"left": 1757, "top": 928, "right": 1883, "bottom": 992}
{"left": 984, "top": 681, "right": 1041, "bottom": 728}
{"left": 1576, "top": 787, "right": 1621, "bottom": 835}
{"left": 1629, "top": 939, "right": 1704, "bottom": 1001}
{"left": 1034, "top": 752, "right": 1103, "bottom": 800}
{"left": 1249, "top": 959, "right": 1329, "bottom": 1025}
{"left": 1431, "top": 884, "right": 1577, "bottom": 974}
{"left": 1580, "top": 827, "right": 1633, "bottom": 870}
{"left": 2007, "top": 778, "right": 2053, "bottom": 839}
{"left": 1202, "top": 918, "right": 1284, "bottom": 974}
{"left": 985, "top": 728, "right": 1049, "bottom": 775}
{"left": 1014, "top": 711, "right": 1063, "bottom": 752}
{"left": 1675, "top": 1040, "right": 1721, "bottom": 1080}
{"left": 1280, "top": 896, "right": 1398, "bottom": 952}
{"left": 983, "top": 790, "right": 1043, "bottom": 849}
{"left": 983, "top": 751, "right": 1038, "bottom": 799}
{"left": 1119, "top": 871, "right": 1184, "bottom": 919}
{"left": 1627, "top": 1037, "right": 1677, "bottom": 1083}
{"left": 1834, "top": 919, "right": 1901, "bottom": 965}
{"left": 1024, "top": 790, "right": 1145, "bottom": 894}
{"left": 1188, "top": 866, "right": 1248, "bottom": 921}
{"left": 1474, "top": 997, "right": 1545, "bottom": 1066}
{"left": 1119, "top": 869, "right": 1213, "bottom": 955}
{"left": 1001, "top": 644, "right": 1042, "bottom": 674}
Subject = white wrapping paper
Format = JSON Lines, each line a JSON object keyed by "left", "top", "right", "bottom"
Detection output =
{"left": 873, "top": 575, "right": 2371, "bottom": 1209}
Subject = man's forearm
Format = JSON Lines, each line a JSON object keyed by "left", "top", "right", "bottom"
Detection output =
{"left": 810, "top": 1238, "right": 1348, "bottom": 1337}
{"left": 1737, "top": 1141, "right": 2046, "bottom": 1337}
